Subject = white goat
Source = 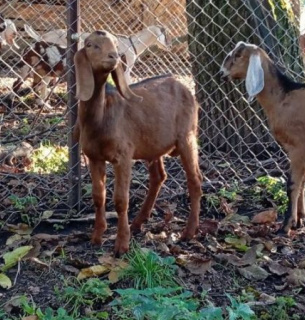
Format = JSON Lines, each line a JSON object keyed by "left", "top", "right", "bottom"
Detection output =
{"left": 220, "top": 41, "right": 305, "bottom": 235}
{"left": 24, "top": 24, "right": 170, "bottom": 83}
{"left": 0, "top": 14, "right": 19, "bottom": 49}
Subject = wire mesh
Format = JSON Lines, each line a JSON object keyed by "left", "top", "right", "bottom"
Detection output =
{"left": 0, "top": 0, "right": 302, "bottom": 221}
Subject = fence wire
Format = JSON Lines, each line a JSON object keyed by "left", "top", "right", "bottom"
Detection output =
{"left": 0, "top": 0, "right": 301, "bottom": 221}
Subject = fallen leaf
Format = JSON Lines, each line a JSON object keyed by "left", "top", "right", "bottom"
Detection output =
{"left": 238, "top": 265, "right": 270, "bottom": 281}
{"left": 145, "top": 231, "right": 167, "bottom": 241}
{"left": 97, "top": 254, "right": 128, "bottom": 283}
{"left": 223, "top": 213, "right": 251, "bottom": 225}
{"left": 263, "top": 241, "right": 277, "bottom": 253}
{"left": 41, "top": 210, "right": 54, "bottom": 220}
{"left": 281, "top": 246, "right": 295, "bottom": 255}
{"left": 216, "top": 245, "right": 257, "bottom": 266}
{"left": 225, "top": 236, "right": 248, "bottom": 251}
{"left": 0, "top": 273, "right": 12, "bottom": 289}
{"left": 286, "top": 269, "right": 305, "bottom": 287}
{"left": 77, "top": 265, "right": 110, "bottom": 280}
{"left": 220, "top": 198, "right": 236, "bottom": 215}
{"left": 6, "top": 234, "right": 31, "bottom": 246}
{"left": 268, "top": 262, "right": 289, "bottom": 276}
{"left": 298, "top": 259, "right": 305, "bottom": 269}
{"left": 274, "top": 283, "right": 287, "bottom": 291}
{"left": 22, "top": 316, "right": 38, "bottom": 320}
{"left": 185, "top": 256, "right": 212, "bottom": 275}
{"left": 2, "top": 246, "right": 33, "bottom": 272}
{"left": 198, "top": 219, "right": 219, "bottom": 236}
{"left": 252, "top": 209, "right": 277, "bottom": 224}
{"left": 6, "top": 223, "right": 32, "bottom": 235}
{"left": 32, "top": 233, "right": 61, "bottom": 241}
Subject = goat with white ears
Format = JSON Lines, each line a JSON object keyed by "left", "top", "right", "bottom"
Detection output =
{"left": 220, "top": 41, "right": 305, "bottom": 235}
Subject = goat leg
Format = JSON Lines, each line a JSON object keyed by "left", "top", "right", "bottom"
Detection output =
{"left": 113, "top": 161, "right": 132, "bottom": 257}
{"left": 131, "top": 158, "right": 167, "bottom": 233}
{"left": 90, "top": 160, "right": 107, "bottom": 245}
{"left": 178, "top": 137, "right": 203, "bottom": 240}
{"left": 297, "top": 178, "right": 305, "bottom": 228}
{"left": 280, "top": 164, "right": 304, "bottom": 235}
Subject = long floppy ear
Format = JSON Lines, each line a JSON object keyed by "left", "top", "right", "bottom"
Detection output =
{"left": 111, "top": 61, "right": 142, "bottom": 102}
{"left": 245, "top": 54, "right": 264, "bottom": 101}
{"left": 74, "top": 48, "right": 94, "bottom": 101}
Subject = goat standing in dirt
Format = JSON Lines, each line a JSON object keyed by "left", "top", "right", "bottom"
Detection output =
{"left": 74, "top": 30, "right": 202, "bottom": 256}
{"left": 220, "top": 41, "right": 305, "bottom": 235}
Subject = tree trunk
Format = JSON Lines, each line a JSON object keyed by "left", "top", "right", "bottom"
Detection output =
{"left": 187, "top": 0, "right": 302, "bottom": 158}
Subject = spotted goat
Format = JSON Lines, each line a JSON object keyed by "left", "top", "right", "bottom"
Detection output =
{"left": 0, "top": 14, "right": 19, "bottom": 50}
{"left": 12, "top": 41, "right": 66, "bottom": 108}
{"left": 220, "top": 41, "right": 305, "bottom": 235}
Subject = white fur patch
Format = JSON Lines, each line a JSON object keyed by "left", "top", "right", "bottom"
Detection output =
{"left": 158, "top": 33, "right": 166, "bottom": 46}
{"left": 40, "top": 45, "right": 45, "bottom": 54}
{"left": 46, "top": 46, "right": 61, "bottom": 67}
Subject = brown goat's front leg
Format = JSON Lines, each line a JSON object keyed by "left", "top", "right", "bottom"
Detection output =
{"left": 281, "top": 163, "right": 304, "bottom": 234}
{"left": 113, "top": 161, "right": 132, "bottom": 257}
{"left": 131, "top": 158, "right": 167, "bottom": 233}
{"left": 297, "top": 177, "right": 305, "bottom": 228}
{"left": 90, "top": 160, "right": 107, "bottom": 245}
{"left": 178, "top": 136, "right": 203, "bottom": 240}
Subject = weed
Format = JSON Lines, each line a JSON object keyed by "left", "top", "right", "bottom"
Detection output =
{"left": 259, "top": 296, "right": 299, "bottom": 320}
{"left": 256, "top": 176, "right": 288, "bottom": 214}
{"left": 19, "top": 118, "right": 31, "bottom": 135}
{"left": 226, "top": 294, "right": 255, "bottom": 320}
{"left": 29, "top": 141, "right": 68, "bottom": 174}
{"left": 120, "top": 242, "right": 178, "bottom": 289}
{"left": 8, "top": 194, "right": 38, "bottom": 212}
{"left": 58, "top": 278, "right": 112, "bottom": 318}
{"left": 45, "top": 116, "right": 64, "bottom": 126}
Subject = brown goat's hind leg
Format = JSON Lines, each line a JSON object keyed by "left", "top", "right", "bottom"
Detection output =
{"left": 131, "top": 158, "right": 167, "bottom": 233}
{"left": 178, "top": 136, "right": 203, "bottom": 240}
{"left": 90, "top": 160, "right": 107, "bottom": 245}
{"left": 280, "top": 166, "right": 304, "bottom": 235}
{"left": 296, "top": 177, "right": 305, "bottom": 228}
{"left": 113, "top": 161, "right": 132, "bottom": 257}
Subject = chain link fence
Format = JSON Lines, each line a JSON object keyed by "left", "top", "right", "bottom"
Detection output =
{"left": 0, "top": 0, "right": 302, "bottom": 221}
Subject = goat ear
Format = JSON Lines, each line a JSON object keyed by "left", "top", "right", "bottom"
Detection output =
{"left": 245, "top": 54, "right": 264, "bottom": 101}
{"left": 111, "top": 62, "right": 142, "bottom": 102}
{"left": 74, "top": 48, "right": 94, "bottom": 101}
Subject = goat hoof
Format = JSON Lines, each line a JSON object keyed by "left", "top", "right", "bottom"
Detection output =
{"left": 130, "top": 223, "right": 143, "bottom": 235}
{"left": 180, "top": 229, "right": 196, "bottom": 241}
{"left": 276, "top": 227, "right": 290, "bottom": 237}
{"left": 91, "top": 235, "right": 102, "bottom": 245}
{"left": 114, "top": 242, "right": 129, "bottom": 258}
{"left": 296, "top": 219, "right": 304, "bottom": 229}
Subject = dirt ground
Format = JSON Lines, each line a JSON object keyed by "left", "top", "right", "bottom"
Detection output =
{"left": 0, "top": 57, "right": 304, "bottom": 319}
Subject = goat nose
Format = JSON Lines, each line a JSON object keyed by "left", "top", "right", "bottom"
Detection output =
{"left": 108, "top": 52, "right": 119, "bottom": 59}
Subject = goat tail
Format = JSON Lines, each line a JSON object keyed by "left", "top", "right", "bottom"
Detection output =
{"left": 24, "top": 24, "right": 41, "bottom": 41}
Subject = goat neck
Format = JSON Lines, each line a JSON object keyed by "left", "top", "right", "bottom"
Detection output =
{"left": 255, "top": 53, "right": 285, "bottom": 113}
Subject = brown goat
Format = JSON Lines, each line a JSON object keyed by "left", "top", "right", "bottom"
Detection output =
{"left": 220, "top": 41, "right": 305, "bottom": 235}
{"left": 74, "top": 30, "right": 202, "bottom": 256}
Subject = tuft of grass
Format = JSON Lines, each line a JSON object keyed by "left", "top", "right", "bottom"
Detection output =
{"left": 29, "top": 141, "right": 68, "bottom": 174}
{"left": 120, "top": 242, "right": 178, "bottom": 289}
{"left": 256, "top": 176, "right": 288, "bottom": 214}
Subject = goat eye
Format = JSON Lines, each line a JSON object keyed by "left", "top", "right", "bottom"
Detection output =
{"left": 94, "top": 45, "right": 99, "bottom": 49}
{"left": 86, "top": 42, "right": 92, "bottom": 48}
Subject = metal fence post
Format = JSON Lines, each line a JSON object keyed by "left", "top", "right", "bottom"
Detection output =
{"left": 67, "top": 0, "right": 81, "bottom": 211}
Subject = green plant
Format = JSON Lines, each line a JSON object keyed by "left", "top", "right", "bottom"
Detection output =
{"left": 45, "top": 116, "right": 64, "bottom": 126}
{"left": 120, "top": 243, "right": 178, "bottom": 289}
{"left": 226, "top": 294, "right": 255, "bottom": 320}
{"left": 259, "top": 296, "right": 299, "bottom": 320}
{"left": 29, "top": 141, "right": 68, "bottom": 174}
{"left": 19, "top": 118, "right": 31, "bottom": 135}
{"left": 111, "top": 287, "right": 209, "bottom": 320}
{"left": 59, "top": 278, "right": 112, "bottom": 318}
{"left": 256, "top": 176, "right": 288, "bottom": 214}
{"left": 8, "top": 194, "right": 38, "bottom": 212}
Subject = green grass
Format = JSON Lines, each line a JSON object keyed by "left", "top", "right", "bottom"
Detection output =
{"left": 119, "top": 242, "right": 179, "bottom": 289}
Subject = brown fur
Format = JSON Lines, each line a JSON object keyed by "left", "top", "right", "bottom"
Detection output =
{"left": 12, "top": 41, "right": 66, "bottom": 104}
{"left": 74, "top": 31, "right": 203, "bottom": 256}
{"left": 221, "top": 42, "right": 305, "bottom": 234}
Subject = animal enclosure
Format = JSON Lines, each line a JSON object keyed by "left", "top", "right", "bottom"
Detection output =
{"left": 0, "top": 0, "right": 302, "bottom": 221}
